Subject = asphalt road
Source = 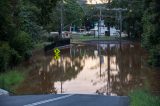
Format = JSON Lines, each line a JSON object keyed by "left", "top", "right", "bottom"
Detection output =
{"left": 0, "top": 94, "right": 129, "bottom": 106}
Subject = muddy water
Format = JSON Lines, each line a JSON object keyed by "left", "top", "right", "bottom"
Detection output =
{"left": 16, "top": 42, "right": 160, "bottom": 96}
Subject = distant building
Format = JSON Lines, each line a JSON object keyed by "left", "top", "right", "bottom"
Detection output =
{"left": 90, "top": 20, "right": 108, "bottom": 36}
{"left": 90, "top": 20, "right": 120, "bottom": 37}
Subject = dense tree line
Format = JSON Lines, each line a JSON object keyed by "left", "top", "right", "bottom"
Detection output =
{"left": 142, "top": 0, "right": 160, "bottom": 66}
{"left": 110, "top": 0, "right": 160, "bottom": 67}
{"left": 0, "top": 0, "right": 58, "bottom": 72}
{"left": 51, "top": 0, "right": 85, "bottom": 31}
{"left": 0, "top": 0, "right": 85, "bottom": 72}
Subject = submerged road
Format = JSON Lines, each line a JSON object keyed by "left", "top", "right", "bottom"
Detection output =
{"left": 0, "top": 94, "right": 129, "bottom": 106}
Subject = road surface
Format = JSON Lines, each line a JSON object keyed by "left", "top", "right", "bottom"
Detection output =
{"left": 0, "top": 94, "right": 129, "bottom": 106}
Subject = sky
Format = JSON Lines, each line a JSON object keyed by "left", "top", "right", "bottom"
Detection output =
{"left": 86, "top": 0, "right": 109, "bottom": 4}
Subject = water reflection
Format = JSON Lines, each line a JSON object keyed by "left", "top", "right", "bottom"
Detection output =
{"left": 16, "top": 42, "right": 160, "bottom": 96}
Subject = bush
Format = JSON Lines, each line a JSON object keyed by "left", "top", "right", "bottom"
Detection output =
{"left": 9, "top": 49, "right": 22, "bottom": 67}
{"left": 0, "top": 70, "right": 25, "bottom": 92}
{"left": 11, "top": 31, "right": 33, "bottom": 60}
{"left": 0, "top": 43, "right": 11, "bottom": 72}
{"left": 47, "top": 36, "right": 54, "bottom": 42}
{"left": 129, "top": 89, "right": 160, "bottom": 106}
{"left": 0, "top": 43, "right": 23, "bottom": 72}
{"left": 142, "top": 1, "right": 160, "bottom": 67}
{"left": 148, "top": 46, "right": 160, "bottom": 67}
{"left": 0, "top": 31, "right": 33, "bottom": 71}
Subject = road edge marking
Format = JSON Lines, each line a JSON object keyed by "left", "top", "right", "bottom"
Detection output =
{"left": 24, "top": 94, "right": 74, "bottom": 106}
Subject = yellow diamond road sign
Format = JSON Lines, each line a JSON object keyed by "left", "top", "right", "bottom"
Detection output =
{"left": 54, "top": 48, "right": 60, "bottom": 54}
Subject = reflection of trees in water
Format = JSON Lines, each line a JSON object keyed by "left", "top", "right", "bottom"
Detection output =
{"left": 16, "top": 45, "right": 89, "bottom": 95}
{"left": 96, "top": 43, "right": 148, "bottom": 96}
{"left": 70, "top": 44, "right": 97, "bottom": 59}
{"left": 112, "top": 44, "right": 143, "bottom": 95}
{"left": 15, "top": 43, "right": 159, "bottom": 95}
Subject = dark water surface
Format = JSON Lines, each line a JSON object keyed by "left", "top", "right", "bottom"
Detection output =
{"left": 16, "top": 42, "right": 160, "bottom": 96}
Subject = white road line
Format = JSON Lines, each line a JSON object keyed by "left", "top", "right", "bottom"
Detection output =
{"left": 24, "top": 94, "right": 74, "bottom": 106}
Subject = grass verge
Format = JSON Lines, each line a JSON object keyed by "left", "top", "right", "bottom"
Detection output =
{"left": 71, "top": 35, "right": 118, "bottom": 43}
{"left": 129, "top": 89, "right": 160, "bottom": 106}
{"left": 0, "top": 69, "right": 25, "bottom": 93}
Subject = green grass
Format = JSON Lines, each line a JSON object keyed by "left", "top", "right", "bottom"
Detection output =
{"left": 71, "top": 35, "right": 118, "bottom": 43}
{"left": 0, "top": 70, "right": 25, "bottom": 93}
{"left": 129, "top": 89, "right": 160, "bottom": 106}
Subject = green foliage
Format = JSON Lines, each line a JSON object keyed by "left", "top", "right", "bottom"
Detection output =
{"left": 19, "top": 1, "right": 43, "bottom": 41}
{"left": 0, "top": 0, "right": 59, "bottom": 72}
{"left": 0, "top": 0, "right": 16, "bottom": 41}
{"left": 50, "top": 0, "right": 85, "bottom": 31}
{"left": 142, "top": 0, "right": 160, "bottom": 66}
{"left": 64, "top": 0, "right": 84, "bottom": 26}
{"left": 9, "top": 49, "right": 22, "bottom": 67}
{"left": 0, "top": 43, "right": 22, "bottom": 72}
{"left": 0, "top": 32, "right": 33, "bottom": 71}
{"left": 0, "top": 43, "right": 11, "bottom": 71}
{"left": 19, "top": 0, "right": 59, "bottom": 36}
{"left": 0, "top": 70, "right": 25, "bottom": 92}
{"left": 11, "top": 31, "right": 33, "bottom": 59}
{"left": 129, "top": 89, "right": 160, "bottom": 106}
{"left": 28, "top": 0, "right": 58, "bottom": 26}
{"left": 110, "top": 0, "right": 160, "bottom": 67}
{"left": 148, "top": 46, "right": 160, "bottom": 66}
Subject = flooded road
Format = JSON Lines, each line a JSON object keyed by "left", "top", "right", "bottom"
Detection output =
{"left": 15, "top": 42, "right": 160, "bottom": 96}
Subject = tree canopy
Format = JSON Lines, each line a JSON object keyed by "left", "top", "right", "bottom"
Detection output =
{"left": 0, "top": 0, "right": 59, "bottom": 71}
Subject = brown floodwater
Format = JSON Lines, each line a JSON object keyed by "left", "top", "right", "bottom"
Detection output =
{"left": 15, "top": 41, "right": 160, "bottom": 96}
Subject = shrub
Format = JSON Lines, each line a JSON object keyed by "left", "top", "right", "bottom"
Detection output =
{"left": 0, "top": 43, "right": 23, "bottom": 72}
{"left": 0, "top": 70, "right": 25, "bottom": 92}
{"left": 9, "top": 49, "right": 22, "bottom": 67}
{"left": 0, "top": 43, "right": 11, "bottom": 72}
{"left": 11, "top": 31, "right": 33, "bottom": 60}
{"left": 129, "top": 89, "right": 160, "bottom": 106}
{"left": 148, "top": 46, "right": 160, "bottom": 67}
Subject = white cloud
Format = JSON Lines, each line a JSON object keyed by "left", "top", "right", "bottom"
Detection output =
{"left": 86, "top": 0, "right": 108, "bottom": 4}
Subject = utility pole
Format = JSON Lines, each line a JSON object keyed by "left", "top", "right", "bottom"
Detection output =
{"left": 95, "top": 6, "right": 127, "bottom": 38}
{"left": 101, "top": 8, "right": 127, "bottom": 39}
{"left": 60, "top": 0, "right": 64, "bottom": 39}
{"left": 98, "top": 7, "right": 102, "bottom": 39}
{"left": 100, "top": 7, "right": 102, "bottom": 37}
{"left": 119, "top": 9, "right": 122, "bottom": 39}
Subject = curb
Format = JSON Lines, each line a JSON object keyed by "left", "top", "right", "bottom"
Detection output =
{"left": 0, "top": 88, "right": 9, "bottom": 96}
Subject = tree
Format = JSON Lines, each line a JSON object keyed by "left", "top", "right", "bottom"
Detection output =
{"left": 142, "top": 0, "right": 160, "bottom": 66}
{"left": 28, "top": 0, "right": 58, "bottom": 25}
{"left": 0, "top": 0, "right": 16, "bottom": 41}
{"left": 19, "top": 0, "right": 43, "bottom": 41}
{"left": 48, "top": 0, "right": 85, "bottom": 31}
{"left": 0, "top": 0, "right": 33, "bottom": 71}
